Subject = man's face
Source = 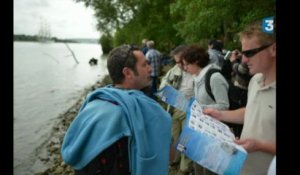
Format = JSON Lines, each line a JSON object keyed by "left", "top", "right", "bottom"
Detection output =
{"left": 241, "top": 36, "right": 275, "bottom": 75}
{"left": 130, "top": 50, "right": 152, "bottom": 89}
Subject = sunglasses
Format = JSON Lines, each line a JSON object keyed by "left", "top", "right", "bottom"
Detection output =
{"left": 125, "top": 44, "right": 138, "bottom": 57}
{"left": 122, "top": 44, "right": 140, "bottom": 68}
{"left": 241, "top": 43, "right": 272, "bottom": 58}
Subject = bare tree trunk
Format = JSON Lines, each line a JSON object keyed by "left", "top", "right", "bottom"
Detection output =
{"left": 64, "top": 43, "right": 79, "bottom": 64}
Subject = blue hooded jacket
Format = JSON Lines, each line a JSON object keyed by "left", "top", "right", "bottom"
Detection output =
{"left": 61, "top": 86, "right": 172, "bottom": 175}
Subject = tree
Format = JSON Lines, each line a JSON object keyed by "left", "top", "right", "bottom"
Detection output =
{"left": 170, "top": 0, "right": 275, "bottom": 49}
{"left": 99, "top": 34, "right": 113, "bottom": 54}
{"left": 75, "top": 0, "right": 275, "bottom": 51}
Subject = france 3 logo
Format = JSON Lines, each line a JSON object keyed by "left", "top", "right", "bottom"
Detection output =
{"left": 262, "top": 16, "right": 274, "bottom": 34}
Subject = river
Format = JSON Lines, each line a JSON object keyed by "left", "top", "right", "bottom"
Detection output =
{"left": 13, "top": 41, "right": 108, "bottom": 175}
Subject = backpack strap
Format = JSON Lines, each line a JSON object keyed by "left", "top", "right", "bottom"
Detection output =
{"left": 205, "top": 68, "right": 221, "bottom": 101}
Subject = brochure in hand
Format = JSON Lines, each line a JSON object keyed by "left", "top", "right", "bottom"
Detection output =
{"left": 157, "top": 85, "right": 247, "bottom": 175}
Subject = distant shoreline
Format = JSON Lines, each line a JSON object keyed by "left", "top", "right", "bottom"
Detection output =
{"left": 14, "top": 34, "right": 99, "bottom": 44}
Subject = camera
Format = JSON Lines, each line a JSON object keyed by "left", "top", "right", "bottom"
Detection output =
{"left": 224, "top": 51, "right": 242, "bottom": 61}
{"left": 223, "top": 50, "right": 232, "bottom": 60}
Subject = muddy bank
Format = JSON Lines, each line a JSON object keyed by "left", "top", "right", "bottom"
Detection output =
{"left": 34, "top": 77, "right": 110, "bottom": 175}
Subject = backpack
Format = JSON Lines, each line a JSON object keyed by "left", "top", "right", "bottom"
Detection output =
{"left": 205, "top": 68, "right": 247, "bottom": 137}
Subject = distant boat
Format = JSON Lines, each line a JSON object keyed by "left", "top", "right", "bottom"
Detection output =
{"left": 37, "top": 19, "right": 54, "bottom": 43}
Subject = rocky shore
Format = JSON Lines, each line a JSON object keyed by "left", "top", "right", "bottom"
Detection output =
{"left": 34, "top": 76, "right": 111, "bottom": 175}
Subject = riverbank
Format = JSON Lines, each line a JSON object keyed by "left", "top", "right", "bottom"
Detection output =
{"left": 34, "top": 76, "right": 112, "bottom": 175}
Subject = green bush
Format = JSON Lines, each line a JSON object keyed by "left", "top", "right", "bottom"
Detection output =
{"left": 100, "top": 34, "right": 113, "bottom": 54}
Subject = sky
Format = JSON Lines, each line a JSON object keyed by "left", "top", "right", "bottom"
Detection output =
{"left": 14, "top": 0, "right": 100, "bottom": 39}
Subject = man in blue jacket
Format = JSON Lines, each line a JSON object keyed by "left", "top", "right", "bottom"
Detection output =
{"left": 61, "top": 44, "right": 172, "bottom": 175}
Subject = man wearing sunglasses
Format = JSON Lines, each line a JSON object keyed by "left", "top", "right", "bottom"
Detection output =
{"left": 203, "top": 21, "right": 276, "bottom": 175}
{"left": 61, "top": 45, "right": 172, "bottom": 175}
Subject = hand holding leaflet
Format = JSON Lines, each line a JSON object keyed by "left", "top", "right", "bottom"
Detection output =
{"left": 156, "top": 85, "right": 189, "bottom": 112}
{"left": 157, "top": 86, "right": 247, "bottom": 175}
{"left": 177, "top": 99, "right": 247, "bottom": 175}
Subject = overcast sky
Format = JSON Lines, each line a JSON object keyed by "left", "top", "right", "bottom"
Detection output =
{"left": 14, "top": 0, "right": 100, "bottom": 39}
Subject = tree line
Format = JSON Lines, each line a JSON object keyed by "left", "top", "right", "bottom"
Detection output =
{"left": 14, "top": 34, "right": 79, "bottom": 43}
{"left": 76, "top": 0, "right": 275, "bottom": 54}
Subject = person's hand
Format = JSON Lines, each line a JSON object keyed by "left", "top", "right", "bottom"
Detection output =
{"left": 203, "top": 108, "right": 222, "bottom": 121}
{"left": 234, "top": 138, "right": 258, "bottom": 153}
{"left": 229, "top": 50, "right": 241, "bottom": 62}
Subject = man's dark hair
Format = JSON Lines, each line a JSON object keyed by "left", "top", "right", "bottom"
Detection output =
{"left": 107, "top": 45, "right": 139, "bottom": 84}
{"left": 181, "top": 44, "right": 209, "bottom": 68}
{"left": 208, "top": 39, "right": 223, "bottom": 52}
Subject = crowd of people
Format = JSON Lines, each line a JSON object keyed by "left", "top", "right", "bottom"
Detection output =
{"left": 60, "top": 20, "right": 276, "bottom": 175}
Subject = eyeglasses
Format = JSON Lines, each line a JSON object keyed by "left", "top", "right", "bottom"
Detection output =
{"left": 241, "top": 44, "right": 273, "bottom": 58}
{"left": 124, "top": 44, "right": 140, "bottom": 62}
{"left": 125, "top": 44, "right": 137, "bottom": 58}
{"left": 122, "top": 44, "right": 139, "bottom": 69}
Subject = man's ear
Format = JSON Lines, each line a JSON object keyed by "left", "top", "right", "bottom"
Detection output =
{"left": 122, "top": 67, "right": 133, "bottom": 79}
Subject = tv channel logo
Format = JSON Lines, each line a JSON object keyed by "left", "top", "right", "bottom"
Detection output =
{"left": 262, "top": 16, "right": 274, "bottom": 34}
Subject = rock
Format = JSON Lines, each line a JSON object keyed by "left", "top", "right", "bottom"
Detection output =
{"left": 38, "top": 148, "right": 49, "bottom": 161}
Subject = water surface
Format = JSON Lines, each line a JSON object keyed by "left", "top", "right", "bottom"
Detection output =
{"left": 13, "top": 41, "right": 108, "bottom": 175}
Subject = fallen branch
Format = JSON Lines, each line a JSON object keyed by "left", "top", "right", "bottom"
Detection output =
{"left": 64, "top": 43, "right": 79, "bottom": 64}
